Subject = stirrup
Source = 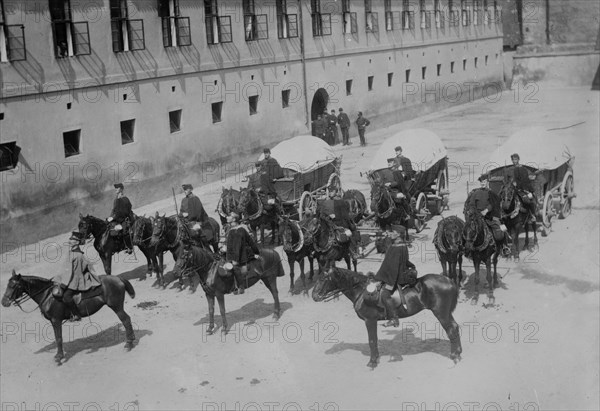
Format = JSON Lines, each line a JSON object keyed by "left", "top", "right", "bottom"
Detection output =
{"left": 69, "top": 314, "right": 82, "bottom": 322}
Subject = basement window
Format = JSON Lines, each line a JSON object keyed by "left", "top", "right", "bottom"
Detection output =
{"left": 63, "top": 129, "right": 81, "bottom": 157}
{"left": 282, "top": 89, "right": 290, "bottom": 108}
{"left": 212, "top": 101, "right": 223, "bottom": 123}
{"left": 120, "top": 119, "right": 135, "bottom": 144}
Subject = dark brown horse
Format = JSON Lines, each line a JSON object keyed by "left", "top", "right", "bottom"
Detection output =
{"left": 500, "top": 181, "right": 538, "bottom": 260}
{"left": 305, "top": 214, "right": 357, "bottom": 272}
{"left": 174, "top": 245, "right": 285, "bottom": 335}
{"left": 370, "top": 183, "right": 410, "bottom": 238}
{"left": 78, "top": 214, "right": 155, "bottom": 276}
{"left": 433, "top": 216, "right": 465, "bottom": 287}
{"left": 279, "top": 215, "right": 316, "bottom": 294}
{"left": 1, "top": 270, "right": 136, "bottom": 364}
{"left": 312, "top": 268, "right": 462, "bottom": 369}
{"left": 148, "top": 213, "right": 183, "bottom": 288}
{"left": 343, "top": 189, "right": 368, "bottom": 224}
{"left": 238, "top": 187, "right": 280, "bottom": 245}
{"left": 463, "top": 206, "right": 502, "bottom": 305}
{"left": 132, "top": 215, "right": 167, "bottom": 287}
{"left": 217, "top": 187, "right": 241, "bottom": 227}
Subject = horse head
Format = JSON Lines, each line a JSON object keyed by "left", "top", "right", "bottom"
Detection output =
{"left": 220, "top": 187, "right": 240, "bottom": 216}
{"left": 150, "top": 212, "right": 167, "bottom": 246}
{"left": 442, "top": 217, "right": 464, "bottom": 253}
{"left": 78, "top": 213, "right": 104, "bottom": 241}
{"left": 463, "top": 206, "right": 482, "bottom": 250}
{"left": 131, "top": 215, "right": 148, "bottom": 246}
{"left": 500, "top": 181, "right": 516, "bottom": 211}
{"left": 1, "top": 270, "right": 24, "bottom": 307}
{"left": 311, "top": 268, "right": 342, "bottom": 302}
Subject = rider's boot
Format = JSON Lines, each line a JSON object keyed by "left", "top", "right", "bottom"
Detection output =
{"left": 381, "top": 287, "right": 399, "bottom": 327}
{"left": 502, "top": 232, "right": 513, "bottom": 257}
{"left": 64, "top": 290, "right": 82, "bottom": 322}
{"left": 233, "top": 266, "right": 246, "bottom": 295}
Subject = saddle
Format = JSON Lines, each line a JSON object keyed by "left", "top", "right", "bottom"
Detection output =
{"left": 52, "top": 283, "right": 103, "bottom": 305}
{"left": 362, "top": 278, "right": 411, "bottom": 309}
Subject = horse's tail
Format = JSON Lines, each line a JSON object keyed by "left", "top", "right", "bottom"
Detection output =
{"left": 449, "top": 282, "right": 459, "bottom": 314}
{"left": 121, "top": 278, "right": 136, "bottom": 299}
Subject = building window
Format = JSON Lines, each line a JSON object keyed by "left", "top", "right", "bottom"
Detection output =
{"left": 485, "top": 55, "right": 488, "bottom": 65}
{"left": 1, "top": 1, "right": 26, "bottom": 62}
{"left": 434, "top": 0, "right": 444, "bottom": 28}
{"left": 367, "top": 75, "right": 374, "bottom": 91}
{"left": 49, "top": 0, "right": 91, "bottom": 58}
{"left": 450, "top": 61, "right": 455, "bottom": 73}
{"left": 384, "top": 0, "right": 400, "bottom": 31}
{"left": 110, "top": 0, "right": 145, "bottom": 52}
{"left": 449, "top": 0, "right": 459, "bottom": 26}
{"left": 402, "top": 0, "right": 414, "bottom": 30}
{"left": 282, "top": 89, "right": 290, "bottom": 108}
{"left": 169, "top": 109, "right": 182, "bottom": 133}
{"left": 311, "top": 0, "right": 331, "bottom": 37}
{"left": 365, "top": 1, "right": 378, "bottom": 33}
{"left": 212, "top": 102, "right": 223, "bottom": 123}
{"left": 342, "top": 0, "right": 357, "bottom": 34}
{"left": 63, "top": 129, "right": 81, "bottom": 157}
{"left": 420, "top": 0, "right": 432, "bottom": 29}
{"left": 493, "top": 1, "right": 501, "bottom": 24}
{"left": 437, "top": 64, "right": 441, "bottom": 76}
{"left": 0, "top": 141, "right": 20, "bottom": 172}
{"left": 159, "top": 0, "right": 191, "bottom": 47}
{"left": 387, "top": 72, "right": 393, "bottom": 87}
{"left": 277, "top": 0, "right": 298, "bottom": 38}
{"left": 474, "top": 57, "right": 478, "bottom": 68}
{"left": 461, "top": 0, "right": 471, "bottom": 26}
{"left": 463, "top": 58, "right": 467, "bottom": 71}
{"left": 421, "top": 66, "right": 426, "bottom": 80}
{"left": 346, "top": 79, "right": 353, "bottom": 95}
{"left": 121, "top": 119, "right": 135, "bottom": 144}
{"left": 473, "top": 0, "right": 481, "bottom": 25}
{"left": 243, "top": 0, "right": 268, "bottom": 41}
{"left": 405, "top": 69, "right": 410, "bottom": 82}
{"left": 248, "top": 95, "right": 258, "bottom": 115}
{"left": 205, "top": 0, "right": 232, "bottom": 44}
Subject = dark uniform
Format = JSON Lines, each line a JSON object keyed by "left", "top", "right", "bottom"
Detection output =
{"left": 508, "top": 165, "right": 537, "bottom": 216}
{"left": 260, "top": 157, "right": 284, "bottom": 181}
{"left": 109, "top": 184, "right": 134, "bottom": 251}
{"left": 226, "top": 223, "right": 260, "bottom": 294}
{"left": 355, "top": 113, "right": 370, "bottom": 146}
{"left": 180, "top": 193, "right": 208, "bottom": 223}
{"left": 317, "top": 196, "right": 360, "bottom": 257}
{"left": 327, "top": 111, "right": 339, "bottom": 145}
{"left": 312, "top": 116, "right": 327, "bottom": 140}
{"left": 337, "top": 109, "right": 351, "bottom": 145}
{"left": 466, "top": 187, "right": 512, "bottom": 247}
{"left": 387, "top": 163, "right": 412, "bottom": 218}
{"left": 395, "top": 154, "right": 415, "bottom": 180}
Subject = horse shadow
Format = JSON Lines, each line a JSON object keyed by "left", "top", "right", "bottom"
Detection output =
{"left": 461, "top": 270, "right": 509, "bottom": 302}
{"left": 118, "top": 266, "right": 149, "bottom": 282}
{"left": 324, "top": 328, "right": 453, "bottom": 362}
{"left": 193, "top": 298, "right": 293, "bottom": 328}
{"left": 34, "top": 325, "right": 153, "bottom": 363}
{"left": 289, "top": 276, "right": 318, "bottom": 296}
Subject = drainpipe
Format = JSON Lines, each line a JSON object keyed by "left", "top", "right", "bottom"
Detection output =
{"left": 545, "top": 0, "right": 550, "bottom": 45}
{"left": 297, "top": 0, "right": 310, "bottom": 131}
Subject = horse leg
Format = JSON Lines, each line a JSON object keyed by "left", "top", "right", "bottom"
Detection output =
{"left": 102, "top": 254, "right": 112, "bottom": 275}
{"left": 514, "top": 226, "right": 521, "bottom": 261}
{"left": 471, "top": 257, "right": 480, "bottom": 305}
{"left": 205, "top": 294, "right": 217, "bottom": 335}
{"left": 308, "top": 255, "right": 315, "bottom": 281}
{"left": 352, "top": 257, "right": 357, "bottom": 273}
{"left": 111, "top": 306, "right": 136, "bottom": 351}
{"left": 262, "top": 277, "right": 281, "bottom": 320}
{"left": 51, "top": 320, "right": 65, "bottom": 364}
{"left": 158, "top": 252, "right": 165, "bottom": 289}
{"left": 217, "top": 294, "right": 228, "bottom": 334}
{"left": 432, "top": 311, "right": 462, "bottom": 364}
{"left": 458, "top": 254, "right": 463, "bottom": 287}
{"left": 288, "top": 256, "right": 296, "bottom": 294}
{"left": 492, "top": 250, "right": 500, "bottom": 290}
{"left": 299, "top": 257, "right": 308, "bottom": 296}
{"left": 485, "top": 258, "right": 495, "bottom": 304}
{"left": 365, "top": 319, "right": 380, "bottom": 368}
{"left": 441, "top": 256, "right": 448, "bottom": 278}
{"left": 344, "top": 254, "right": 351, "bottom": 270}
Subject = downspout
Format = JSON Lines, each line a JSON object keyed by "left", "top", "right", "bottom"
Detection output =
{"left": 297, "top": 0, "right": 310, "bottom": 131}
{"left": 545, "top": 0, "right": 550, "bottom": 45}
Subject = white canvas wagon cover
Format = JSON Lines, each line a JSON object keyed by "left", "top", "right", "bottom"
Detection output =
{"left": 258, "top": 135, "right": 338, "bottom": 173}
{"left": 488, "top": 126, "right": 573, "bottom": 171}
{"left": 369, "top": 129, "right": 448, "bottom": 172}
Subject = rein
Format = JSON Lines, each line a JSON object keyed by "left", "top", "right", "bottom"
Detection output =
{"left": 464, "top": 212, "right": 494, "bottom": 252}
{"left": 373, "top": 188, "right": 394, "bottom": 219}
{"left": 11, "top": 281, "right": 54, "bottom": 314}
{"left": 240, "top": 189, "right": 263, "bottom": 221}
{"left": 319, "top": 272, "right": 363, "bottom": 302}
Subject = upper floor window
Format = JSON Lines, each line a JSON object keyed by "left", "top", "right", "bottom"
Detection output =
{"left": 461, "top": 0, "right": 471, "bottom": 26}
{"left": 384, "top": 0, "right": 400, "bottom": 31}
{"left": 0, "top": 0, "right": 26, "bottom": 62}
{"left": 158, "top": 0, "right": 191, "bottom": 47}
{"left": 365, "top": 0, "right": 378, "bottom": 32}
{"left": 420, "top": 0, "right": 432, "bottom": 29}
{"left": 311, "top": 0, "right": 331, "bottom": 37}
{"left": 473, "top": 0, "right": 481, "bottom": 25}
{"left": 342, "top": 0, "right": 357, "bottom": 34}
{"left": 243, "top": 0, "right": 268, "bottom": 41}
{"left": 434, "top": 0, "right": 444, "bottom": 28}
{"left": 49, "top": 0, "right": 90, "bottom": 58}
{"left": 402, "top": 0, "right": 414, "bottom": 30}
{"left": 110, "top": 0, "right": 145, "bottom": 52}
{"left": 205, "top": 0, "right": 232, "bottom": 44}
{"left": 276, "top": 0, "right": 298, "bottom": 38}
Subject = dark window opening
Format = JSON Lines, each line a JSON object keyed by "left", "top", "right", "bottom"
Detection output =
{"left": 169, "top": 109, "right": 182, "bottom": 133}
{"left": 120, "top": 119, "right": 135, "bottom": 144}
{"left": 387, "top": 72, "right": 393, "bottom": 87}
{"left": 249, "top": 95, "right": 258, "bottom": 115}
{"left": 463, "top": 58, "right": 467, "bottom": 71}
{"left": 450, "top": 61, "right": 455, "bottom": 73}
{"left": 367, "top": 75, "right": 374, "bottom": 91}
{"left": 405, "top": 69, "right": 411, "bottom": 82}
{"left": 63, "top": 129, "right": 81, "bottom": 157}
{"left": 474, "top": 57, "right": 478, "bottom": 68}
{"left": 421, "top": 66, "right": 426, "bottom": 80}
{"left": 212, "top": 101, "right": 223, "bottom": 123}
{"left": 0, "top": 141, "right": 21, "bottom": 171}
{"left": 437, "top": 64, "right": 441, "bottom": 76}
{"left": 485, "top": 55, "right": 488, "bottom": 65}
{"left": 346, "top": 79, "right": 353, "bottom": 96}
{"left": 282, "top": 89, "right": 290, "bottom": 108}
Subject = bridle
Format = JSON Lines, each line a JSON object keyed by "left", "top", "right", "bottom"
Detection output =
{"left": 464, "top": 208, "right": 494, "bottom": 252}
{"left": 372, "top": 185, "right": 394, "bottom": 219}
{"left": 316, "top": 270, "right": 362, "bottom": 303}
{"left": 282, "top": 219, "right": 305, "bottom": 253}
{"left": 133, "top": 217, "right": 153, "bottom": 245}
{"left": 310, "top": 217, "right": 335, "bottom": 253}
{"left": 152, "top": 216, "right": 180, "bottom": 248}
{"left": 5, "top": 278, "right": 53, "bottom": 314}
{"left": 239, "top": 188, "right": 263, "bottom": 221}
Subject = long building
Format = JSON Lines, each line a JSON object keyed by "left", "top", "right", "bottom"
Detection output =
{"left": 0, "top": 0, "right": 504, "bottom": 244}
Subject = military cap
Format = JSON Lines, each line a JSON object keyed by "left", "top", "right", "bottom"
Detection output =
{"left": 263, "top": 148, "right": 271, "bottom": 154}
{"left": 182, "top": 184, "right": 193, "bottom": 190}
{"left": 478, "top": 174, "right": 488, "bottom": 182}
{"left": 511, "top": 153, "right": 520, "bottom": 160}
{"left": 338, "top": 107, "right": 344, "bottom": 112}
{"left": 114, "top": 183, "right": 124, "bottom": 189}
{"left": 395, "top": 146, "right": 403, "bottom": 152}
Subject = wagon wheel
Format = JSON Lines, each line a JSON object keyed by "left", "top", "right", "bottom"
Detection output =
{"left": 298, "top": 191, "right": 317, "bottom": 220}
{"left": 413, "top": 192, "right": 428, "bottom": 233}
{"left": 540, "top": 191, "right": 555, "bottom": 237}
{"left": 559, "top": 173, "right": 574, "bottom": 219}
{"left": 433, "top": 168, "right": 448, "bottom": 215}
{"left": 326, "top": 173, "right": 342, "bottom": 196}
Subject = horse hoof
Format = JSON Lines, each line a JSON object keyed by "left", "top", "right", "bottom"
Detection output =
{"left": 366, "top": 359, "right": 378, "bottom": 369}
{"left": 452, "top": 355, "right": 462, "bottom": 364}
{"left": 124, "top": 341, "right": 134, "bottom": 351}
{"left": 206, "top": 325, "right": 216, "bottom": 336}
{"left": 272, "top": 312, "right": 281, "bottom": 320}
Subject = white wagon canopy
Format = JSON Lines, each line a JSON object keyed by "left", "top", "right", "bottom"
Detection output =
{"left": 258, "top": 135, "right": 337, "bottom": 174}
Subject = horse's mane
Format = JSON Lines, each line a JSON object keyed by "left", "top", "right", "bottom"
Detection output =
{"left": 332, "top": 267, "right": 368, "bottom": 288}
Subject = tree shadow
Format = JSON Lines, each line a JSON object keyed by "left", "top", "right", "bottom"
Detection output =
{"left": 325, "top": 328, "right": 453, "bottom": 363}
{"left": 519, "top": 265, "right": 600, "bottom": 294}
{"left": 194, "top": 298, "right": 293, "bottom": 328}
{"left": 35, "top": 324, "right": 153, "bottom": 363}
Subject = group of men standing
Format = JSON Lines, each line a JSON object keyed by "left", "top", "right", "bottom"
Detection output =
{"left": 312, "top": 108, "right": 370, "bottom": 147}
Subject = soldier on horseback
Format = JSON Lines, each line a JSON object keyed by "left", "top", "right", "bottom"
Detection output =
{"left": 384, "top": 158, "right": 412, "bottom": 220}
{"left": 64, "top": 231, "right": 101, "bottom": 321}
{"left": 108, "top": 183, "right": 134, "bottom": 253}
{"left": 250, "top": 158, "right": 282, "bottom": 215}
{"left": 180, "top": 184, "right": 210, "bottom": 245}
{"left": 468, "top": 175, "right": 513, "bottom": 256}
{"left": 317, "top": 188, "right": 361, "bottom": 258}
{"left": 225, "top": 212, "right": 260, "bottom": 295}
{"left": 507, "top": 153, "right": 537, "bottom": 219}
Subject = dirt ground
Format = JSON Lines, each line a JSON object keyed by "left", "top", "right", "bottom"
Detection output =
{"left": 1, "top": 87, "right": 598, "bottom": 411}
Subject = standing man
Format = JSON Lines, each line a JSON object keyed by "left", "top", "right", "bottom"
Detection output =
{"left": 312, "top": 114, "right": 326, "bottom": 141}
{"left": 394, "top": 146, "right": 415, "bottom": 181}
{"left": 337, "top": 107, "right": 351, "bottom": 145}
{"left": 108, "top": 183, "right": 134, "bottom": 254}
{"left": 328, "top": 109, "right": 340, "bottom": 145}
{"left": 225, "top": 212, "right": 260, "bottom": 295}
{"left": 64, "top": 231, "right": 101, "bottom": 321}
{"left": 508, "top": 153, "right": 536, "bottom": 217}
{"left": 355, "top": 111, "right": 370, "bottom": 147}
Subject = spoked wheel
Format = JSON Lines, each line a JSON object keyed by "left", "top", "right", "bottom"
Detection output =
{"left": 298, "top": 191, "right": 317, "bottom": 220}
{"left": 559, "top": 174, "right": 574, "bottom": 219}
{"left": 327, "top": 173, "right": 342, "bottom": 196}
{"left": 541, "top": 191, "right": 554, "bottom": 236}
{"left": 413, "top": 192, "right": 428, "bottom": 233}
{"left": 433, "top": 169, "right": 447, "bottom": 215}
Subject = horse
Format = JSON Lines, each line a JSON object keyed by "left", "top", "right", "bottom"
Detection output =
{"left": 306, "top": 214, "right": 357, "bottom": 273}
{"left": 217, "top": 187, "right": 241, "bottom": 227}
{"left": 174, "top": 245, "right": 284, "bottom": 335}
{"left": 433, "top": 216, "right": 465, "bottom": 287}
{"left": 370, "top": 183, "right": 410, "bottom": 239}
{"left": 238, "top": 187, "right": 280, "bottom": 245}
{"left": 342, "top": 189, "right": 368, "bottom": 224}
{"left": 1, "top": 270, "right": 136, "bottom": 364}
{"left": 131, "top": 215, "right": 166, "bottom": 287}
{"left": 78, "top": 213, "right": 155, "bottom": 276}
{"left": 463, "top": 206, "right": 502, "bottom": 305}
{"left": 499, "top": 181, "right": 538, "bottom": 260}
{"left": 312, "top": 267, "right": 462, "bottom": 369}
{"left": 279, "top": 215, "right": 316, "bottom": 294}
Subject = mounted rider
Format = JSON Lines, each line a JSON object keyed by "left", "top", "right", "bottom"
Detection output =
{"left": 507, "top": 153, "right": 537, "bottom": 218}
{"left": 372, "top": 244, "right": 417, "bottom": 327}
{"left": 385, "top": 158, "right": 412, "bottom": 220}
{"left": 251, "top": 150, "right": 283, "bottom": 214}
{"left": 180, "top": 184, "right": 211, "bottom": 245}
{"left": 316, "top": 188, "right": 361, "bottom": 258}
{"left": 63, "top": 231, "right": 101, "bottom": 321}
{"left": 468, "top": 175, "right": 513, "bottom": 256}
{"left": 225, "top": 212, "right": 260, "bottom": 295}
{"left": 108, "top": 183, "right": 134, "bottom": 253}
